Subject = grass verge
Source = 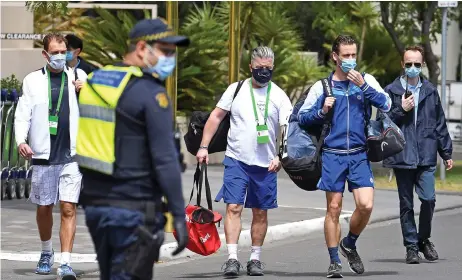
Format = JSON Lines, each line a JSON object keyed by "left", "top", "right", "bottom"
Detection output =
{"left": 374, "top": 161, "right": 462, "bottom": 192}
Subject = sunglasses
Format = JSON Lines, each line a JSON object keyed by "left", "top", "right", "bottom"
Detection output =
{"left": 404, "top": 62, "right": 422, "bottom": 68}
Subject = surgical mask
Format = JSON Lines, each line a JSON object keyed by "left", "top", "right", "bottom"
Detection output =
{"left": 143, "top": 46, "right": 176, "bottom": 81}
{"left": 252, "top": 67, "right": 273, "bottom": 86}
{"left": 66, "top": 51, "right": 74, "bottom": 62}
{"left": 47, "top": 53, "right": 66, "bottom": 70}
{"left": 339, "top": 58, "right": 357, "bottom": 73}
{"left": 405, "top": 66, "right": 421, "bottom": 78}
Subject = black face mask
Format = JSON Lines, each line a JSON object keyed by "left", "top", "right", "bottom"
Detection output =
{"left": 252, "top": 67, "right": 273, "bottom": 86}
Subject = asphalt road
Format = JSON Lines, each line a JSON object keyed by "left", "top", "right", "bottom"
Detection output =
{"left": 152, "top": 208, "right": 462, "bottom": 280}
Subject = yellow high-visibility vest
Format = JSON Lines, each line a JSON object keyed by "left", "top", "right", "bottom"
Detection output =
{"left": 76, "top": 65, "right": 174, "bottom": 233}
{"left": 76, "top": 65, "right": 143, "bottom": 174}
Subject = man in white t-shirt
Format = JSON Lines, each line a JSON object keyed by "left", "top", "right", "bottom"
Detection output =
{"left": 196, "top": 46, "right": 293, "bottom": 277}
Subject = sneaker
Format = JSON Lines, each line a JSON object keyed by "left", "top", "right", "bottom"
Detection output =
{"left": 419, "top": 239, "right": 439, "bottom": 261}
{"left": 339, "top": 238, "right": 365, "bottom": 274}
{"left": 35, "top": 250, "right": 54, "bottom": 275}
{"left": 222, "top": 259, "right": 242, "bottom": 277}
{"left": 327, "top": 262, "right": 343, "bottom": 278}
{"left": 247, "top": 259, "right": 265, "bottom": 276}
{"left": 406, "top": 247, "right": 420, "bottom": 264}
{"left": 57, "top": 264, "right": 77, "bottom": 280}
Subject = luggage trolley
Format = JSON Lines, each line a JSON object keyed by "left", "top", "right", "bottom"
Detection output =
{"left": 1, "top": 89, "right": 16, "bottom": 200}
{"left": 4, "top": 89, "right": 19, "bottom": 200}
{"left": 8, "top": 89, "right": 27, "bottom": 199}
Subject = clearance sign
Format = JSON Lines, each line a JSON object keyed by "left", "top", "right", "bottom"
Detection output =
{"left": 1, "top": 33, "right": 46, "bottom": 40}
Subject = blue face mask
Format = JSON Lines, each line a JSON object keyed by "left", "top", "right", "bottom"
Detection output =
{"left": 405, "top": 66, "right": 421, "bottom": 78}
{"left": 144, "top": 46, "right": 176, "bottom": 80}
{"left": 66, "top": 51, "right": 74, "bottom": 62}
{"left": 47, "top": 53, "right": 66, "bottom": 70}
{"left": 340, "top": 58, "right": 357, "bottom": 73}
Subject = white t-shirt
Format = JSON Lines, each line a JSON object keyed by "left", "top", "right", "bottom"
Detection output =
{"left": 216, "top": 78, "right": 293, "bottom": 168}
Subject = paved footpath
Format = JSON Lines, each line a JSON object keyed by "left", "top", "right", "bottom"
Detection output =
{"left": 1, "top": 166, "right": 462, "bottom": 279}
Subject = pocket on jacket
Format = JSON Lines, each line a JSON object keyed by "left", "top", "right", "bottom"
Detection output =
{"left": 424, "top": 121, "right": 436, "bottom": 139}
{"left": 115, "top": 136, "right": 150, "bottom": 169}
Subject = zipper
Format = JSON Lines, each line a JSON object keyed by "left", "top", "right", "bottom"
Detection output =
{"left": 346, "top": 85, "right": 350, "bottom": 154}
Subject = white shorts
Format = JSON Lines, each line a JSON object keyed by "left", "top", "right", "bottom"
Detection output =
{"left": 30, "top": 162, "right": 83, "bottom": 205}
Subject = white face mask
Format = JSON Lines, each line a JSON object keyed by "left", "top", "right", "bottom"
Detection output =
{"left": 47, "top": 52, "right": 66, "bottom": 70}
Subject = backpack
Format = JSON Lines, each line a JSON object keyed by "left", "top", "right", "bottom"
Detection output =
{"left": 280, "top": 78, "right": 333, "bottom": 191}
{"left": 184, "top": 80, "right": 245, "bottom": 156}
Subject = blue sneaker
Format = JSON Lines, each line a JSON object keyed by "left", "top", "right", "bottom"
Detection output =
{"left": 35, "top": 250, "right": 54, "bottom": 275}
{"left": 57, "top": 264, "right": 77, "bottom": 280}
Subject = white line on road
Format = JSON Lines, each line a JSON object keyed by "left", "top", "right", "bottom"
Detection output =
{"left": 1, "top": 214, "right": 352, "bottom": 263}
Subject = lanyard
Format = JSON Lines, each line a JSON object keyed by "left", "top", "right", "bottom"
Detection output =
{"left": 47, "top": 71, "right": 66, "bottom": 116}
{"left": 249, "top": 79, "right": 271, "bottom": 125}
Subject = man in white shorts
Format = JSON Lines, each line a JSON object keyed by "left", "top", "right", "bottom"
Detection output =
{"left": 14, "top": 33, "right": 86, "bottom": 280}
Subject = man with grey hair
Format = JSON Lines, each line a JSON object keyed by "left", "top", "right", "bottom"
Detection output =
{"left": 197, "top": 46, "right": 293, "bottom": 277}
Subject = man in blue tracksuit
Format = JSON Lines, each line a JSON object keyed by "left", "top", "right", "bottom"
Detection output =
{"left": 383, "top": 45, "right": 453, "bottom": 265}
{"left": 298, "top": 35, "right": 391, "bottom": 278}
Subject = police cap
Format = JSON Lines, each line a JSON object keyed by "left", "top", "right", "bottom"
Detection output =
{"left": 129, "top": 18, "right": 190, "bottom": 47}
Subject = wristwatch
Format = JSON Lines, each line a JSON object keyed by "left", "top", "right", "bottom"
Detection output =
{"left": 199, "top": 146, "right": 208, "bottom": 150}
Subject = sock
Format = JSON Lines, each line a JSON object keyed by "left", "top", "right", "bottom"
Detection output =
{"left": 227, "top": 244, "right": 238, "bottom": 260}
{"left": 41, "top": 240, "right": 52, "bottom": 253}
{"left": 249, "top": 246, "right": 261, "bottom": 261}
{"left": 60, "top": 252, "right": 71, "bottom": 265}
{"left": 344, "top": 231, "right": 360, "bottom": 249}
{"left": 328, "top": 247, "right": 341, "bottom": 264}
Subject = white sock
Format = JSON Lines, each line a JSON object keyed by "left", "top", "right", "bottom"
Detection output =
{"left": 250, "top": 246, "right": 261, "bottom": 261}
{"left": 227, "top": 244, "right": 238, "bottom": 260}
{"left": 41, "top": 240, "right": 52, "bottom": 252}
{"left": 60, "top": 252, "right": 71, "bottom": 265}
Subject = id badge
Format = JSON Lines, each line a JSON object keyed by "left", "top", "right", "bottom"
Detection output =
{"left": 49, "top": 115, "right": 59, "bottom": 135}
{"left": 256, "top": 124, "right": 270, "bottom": 144}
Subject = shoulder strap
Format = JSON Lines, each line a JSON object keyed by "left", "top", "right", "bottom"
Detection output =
{"left": 232, "top": 80, "right": 245, "bottom": 100}
{"left": 320, "top": 78, "right": 334, "bottom": 123}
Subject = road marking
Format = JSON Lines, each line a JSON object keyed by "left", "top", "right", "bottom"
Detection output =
{"left": 278, "top": 205, "right": 354, "bottom": 214}
{"left": 1, "top": 214, "right": 353, "bottom": 263}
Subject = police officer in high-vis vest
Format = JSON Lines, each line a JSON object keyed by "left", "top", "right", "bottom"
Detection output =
{"left": 76, "top": 18, "right": 190, "bottom": 280}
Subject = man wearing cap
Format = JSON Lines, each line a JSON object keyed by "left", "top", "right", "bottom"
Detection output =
{"left": 76, "top": 18, "right": 190, "bottom": 279}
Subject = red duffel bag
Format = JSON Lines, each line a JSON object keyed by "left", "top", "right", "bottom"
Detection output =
{"left": 173, "top": 163, "right": 222, "bottom": 256}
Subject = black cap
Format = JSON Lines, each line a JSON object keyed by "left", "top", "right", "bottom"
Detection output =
{"left": 128, "top": 18, "right": 190, "bottom": 47}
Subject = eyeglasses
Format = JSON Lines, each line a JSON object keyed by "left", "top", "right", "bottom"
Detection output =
{"left": 404, "top": 62, "right": 422, "bottom": 68}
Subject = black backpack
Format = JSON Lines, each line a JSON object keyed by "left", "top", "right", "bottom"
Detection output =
{"left": 184, "top": 80, "right": 245, "bottom": 156}
{"left": 280, "top": 78, "right": 333, "bottom": 191}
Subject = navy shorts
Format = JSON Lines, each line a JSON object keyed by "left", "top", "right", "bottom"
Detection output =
{"left": 318, "top": 151, "right": 374, "bottom": 193}
{"left": 215, "top": 156, "right": 278, "bottom": 210}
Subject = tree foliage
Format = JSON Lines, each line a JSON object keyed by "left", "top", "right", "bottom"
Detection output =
{"left": 380, "top": 2, "right": 461, "bottom": 85}
{"left": 74, "top": 2, "right": 329, "bottom": 114}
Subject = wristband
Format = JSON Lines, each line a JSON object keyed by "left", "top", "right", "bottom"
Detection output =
{"left": 199, "top": 146, "right": 208, "bottom": 150}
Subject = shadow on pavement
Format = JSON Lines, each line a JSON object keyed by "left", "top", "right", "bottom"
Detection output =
{"left": 175, "top": 270, "right": 399, "bottom": 278}
{"left": 371, "top": 258, "right": 447, "bottom": 264}
{"left": 12, "top": 268, "right": 85, "bottom": 278}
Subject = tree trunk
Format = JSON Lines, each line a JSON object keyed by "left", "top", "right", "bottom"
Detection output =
{"left": 358, "top": 19, "right": 367, "bottom": 64}
{"left": 421, "top": 2, "right": 439, "bottom": 85}
{"left": 380, "top": 2, "right": 405, "bottom": 56}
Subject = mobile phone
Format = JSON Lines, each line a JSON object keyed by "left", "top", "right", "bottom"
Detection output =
{"left": 404, "top": 91, "right": 412, "bottom": 98}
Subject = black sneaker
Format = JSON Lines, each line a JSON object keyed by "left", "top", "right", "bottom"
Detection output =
{"left": 419, "top": 239, "right": 439, "bottom": 261}
{"left": 339, "top": 238, "right": 365, "bottom": 274}
{"left": 406, "top": 247, "right": 420, "bottom": 264}
{"left": 222, "top": 259, "right": 242, "bottom": 277}
{"left": 247, "top": 260, "right": 264, "bottom": 276}
{"left": 327, "top": 262, "right": 343, "bottom": 278}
